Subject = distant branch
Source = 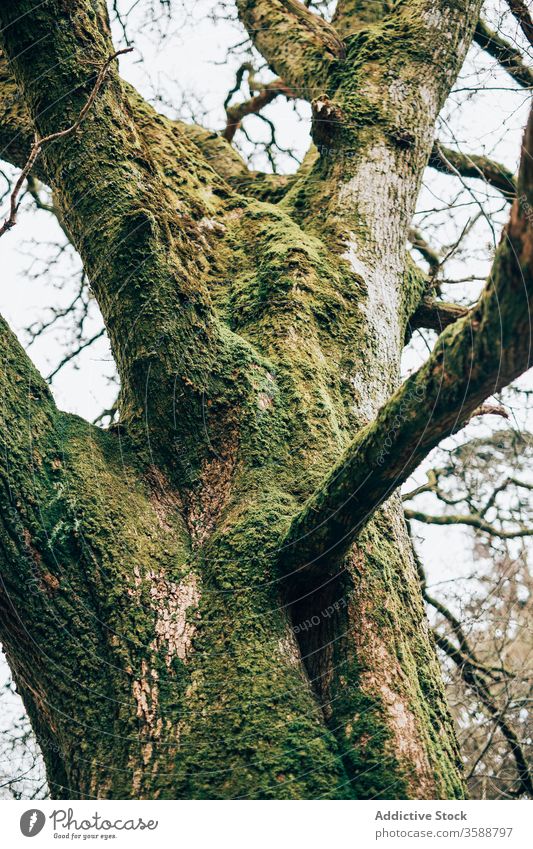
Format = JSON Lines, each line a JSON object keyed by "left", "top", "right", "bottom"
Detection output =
{"left": 473, "top": 19, "right": 533, "bottom": 89}
{"left": 25, "top": 175, "right": 55, "bottom": 214}
{"left": 223, "top": 66, "right": 295, "bottom": 142}
{"left": 46, "top": 328, "right": 106, "bottom": 382}
{"left": 506, "top": 0, "right": 533, "bottom": 48}
{"left": 406, "top": 508, "right": 531, "bottom": 539}
{"left": 408, "top": 227, "right": 441, "bottom": 272}
{"left": 429, "top": 142, "right": 517, "bottom": 199}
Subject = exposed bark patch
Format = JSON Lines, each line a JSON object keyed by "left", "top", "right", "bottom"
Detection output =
{"left": 359, "top": 640, "right": 435, "bottom": 798}
{"left": 150, "top": 572, "right": 200, "bottom": 667}
{"left": 22, "top": 528, "right": 42, "bottom": 566}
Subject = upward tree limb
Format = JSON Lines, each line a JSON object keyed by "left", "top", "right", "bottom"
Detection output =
{"left": 0, "top": 48, "right": 263, "bottom": 209}
{"left": 0, "top": 48, "right": 132, "bottom": 238}
{"left": 473, "top": 19, "right": 533, "bottom": 89}
{"left": 235, "top": 0, "right": 345, "bottom": 99}
{"left": 0, "top": 1, "right": 236, "bottom": 481}
{"left": 277, "top": 105, "right": 533, "bottom": 589}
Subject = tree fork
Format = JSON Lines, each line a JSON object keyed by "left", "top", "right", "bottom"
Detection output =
{"left": 1, "top": 0, "right": 528, "bottom": 801}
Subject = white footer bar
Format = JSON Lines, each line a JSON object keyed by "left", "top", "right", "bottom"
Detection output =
{"left": 3, "top": 799, "right": 531, "bottom": 848}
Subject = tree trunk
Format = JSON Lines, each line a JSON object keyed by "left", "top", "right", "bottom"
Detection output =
{"left": 2, "top": 0, "right": 522, "bottom": 800}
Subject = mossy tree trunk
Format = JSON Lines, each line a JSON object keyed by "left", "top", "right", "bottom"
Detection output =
{"left": 0, "top": 0, "right": 531, "bottom": 799}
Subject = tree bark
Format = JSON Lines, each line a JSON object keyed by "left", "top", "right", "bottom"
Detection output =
{"left": 0, "top": 0, "right": 528, "bottom": 800}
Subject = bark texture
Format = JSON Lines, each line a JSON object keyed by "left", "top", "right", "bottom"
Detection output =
{"left": 0, "top": 0, "right": 529, "bottom": 800}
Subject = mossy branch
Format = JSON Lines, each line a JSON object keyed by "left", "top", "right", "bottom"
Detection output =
{"left": 235, "top": 0, "right": 345, "bottom": 99}
{"left": 0, "top": 1, "right": 236, "bottom": 479}
{"left": 0, "top": 48, "right": 132, "bottom": 239}
{"left": 276, "top": 106, "right": 533, "bottom": 590}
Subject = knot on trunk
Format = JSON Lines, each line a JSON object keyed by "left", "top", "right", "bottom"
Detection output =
{"left": 311, "top": 95, "right": 344, "bottom": 150}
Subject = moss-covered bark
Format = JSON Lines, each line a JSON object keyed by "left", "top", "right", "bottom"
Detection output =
{"left": 0, "top": 0, "right": 522, "bottom": 800}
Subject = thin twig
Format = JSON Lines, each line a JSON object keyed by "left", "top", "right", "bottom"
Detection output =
{"left": 0, "top": 47, "right": 132, "bottom": 239}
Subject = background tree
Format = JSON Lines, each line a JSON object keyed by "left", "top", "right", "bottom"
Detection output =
{"left": 0, "top": 0, "right": 531, "bottom": 800}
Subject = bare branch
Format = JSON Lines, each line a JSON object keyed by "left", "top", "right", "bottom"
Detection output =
{"left": 223, "top": 67, "right": 295, "bottom": 142}
{"left": 46, "top": 328, "right": 106, "bottom": 382}
{"left": 408, "top": 227, "right": 442, "bottom": 272}
{"left": 25, "top": 176, "right": 55, "bottom": 214}
{"left": 473, "top": 19, "right": 533, "bottom": 90}
{"left": 409, "top": 297, "right": 470, "bottom": 332}
{"left": 470, "top": 403, "right": 510, "bottom": 420}
{"left": 429, "top": 142, "right": 517, "bottom": 200}
{"left": 406, "top": 508, "right": 531, "bottom": 539}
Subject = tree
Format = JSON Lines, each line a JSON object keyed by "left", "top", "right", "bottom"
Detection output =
{"left": 0, "top": 0, "right": 531, "bottom": 800}
{"left": 405, "top": 429, "right": 533, "bottom": 797}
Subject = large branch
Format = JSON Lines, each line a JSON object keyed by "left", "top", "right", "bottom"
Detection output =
{"left": 0, "top": 48, "right": 131, "bottom": 239}
{"left": 0, "top": 314, "right": 68, "bottom": 746}
{"left": 277, "top": 106, "right": 533, "bottom": 589}
{"left": 429, "top": 142, "right": 517, "bottom": 199}
{"left": 235, "top": 0, "right": 345, "bottom": 99}
{"left": 0, "top": 1, "right": 234, "bottom": 481}
{"left": 473, "top": 19, "right": 533, "bottom": 89}
{"left": 0, "top": 311, "right": 194, "bottom": 781}
{"left": 0, "top": 48, "right": 262, "bottom": 203}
